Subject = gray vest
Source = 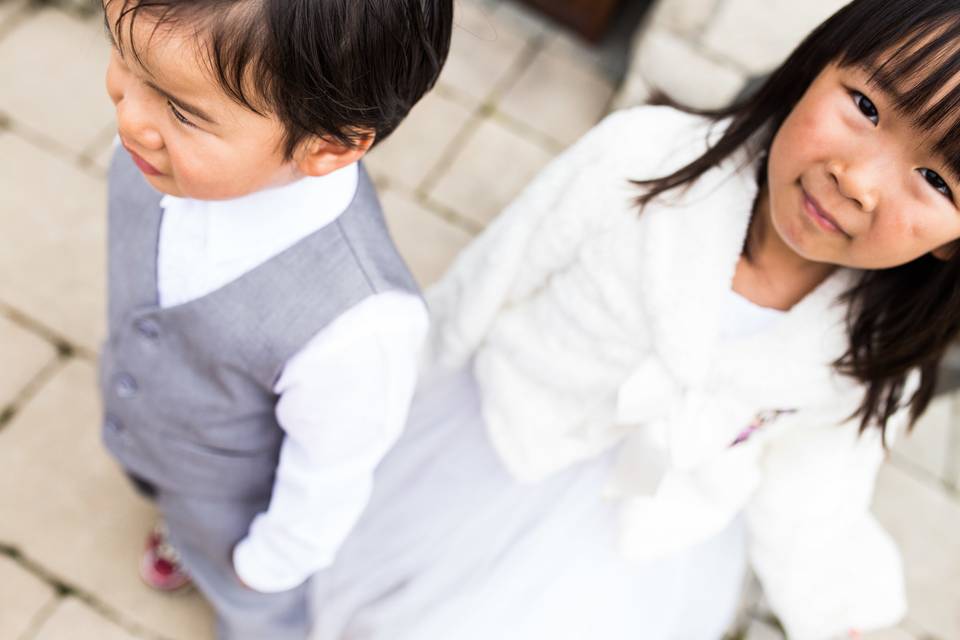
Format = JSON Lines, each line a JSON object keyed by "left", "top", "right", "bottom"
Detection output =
{"left": 100, "top": 149, "right": 419, "bottom": 500}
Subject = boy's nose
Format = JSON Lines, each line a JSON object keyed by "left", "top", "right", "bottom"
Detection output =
{"left": 115, "top": 95, "right": 164, "bottom": 152}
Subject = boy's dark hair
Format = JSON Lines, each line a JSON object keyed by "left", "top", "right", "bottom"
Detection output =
{"left": 635, "top": 0, "right": 960, "bottom": 441}
{"left": 107, "top": 0, "right": 453, "bottom": 157}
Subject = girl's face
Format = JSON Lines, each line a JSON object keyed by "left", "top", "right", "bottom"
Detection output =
{"left": 103, "top": 5, "right": 301, "bottom": 200}
{"left": 765, "top": 62, "right": 960, "bottom": 269}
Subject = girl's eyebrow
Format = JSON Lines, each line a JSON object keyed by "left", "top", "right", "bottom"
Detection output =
{"left": 849, "top": 64, "right": 960, "bottom": 184}
{"left": 102, "top": 13, "right": 219, "bottom": 126}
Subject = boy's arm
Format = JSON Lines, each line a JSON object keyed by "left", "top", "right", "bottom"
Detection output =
{"left": 232, "top": 291, "right": 428, "bottom": 592}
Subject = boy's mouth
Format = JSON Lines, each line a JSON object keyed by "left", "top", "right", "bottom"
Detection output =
{"left": 123, "top": 144, "right": 163, "bottom": 177}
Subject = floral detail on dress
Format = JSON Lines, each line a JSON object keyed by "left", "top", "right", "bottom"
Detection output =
{"left": 730, "top": 409, "right": 797, "bottom": 447}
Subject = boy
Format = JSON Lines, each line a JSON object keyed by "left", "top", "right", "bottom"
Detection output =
{"left": 98, "top": 1, "right": 453, "bottom": 638}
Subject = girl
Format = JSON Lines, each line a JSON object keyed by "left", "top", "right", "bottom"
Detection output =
{"left": 311, "top": 1, "right": 960, "bottom": 638}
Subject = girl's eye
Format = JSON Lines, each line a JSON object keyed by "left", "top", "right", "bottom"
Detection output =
{"left": 851, "top": 90, "right": 879, "bottom": 125}
{"left": 168, "top": 101, "right": 195, "bottom": 127}
{"left": 918, "top": 168, "right": 954, "bottom": 200}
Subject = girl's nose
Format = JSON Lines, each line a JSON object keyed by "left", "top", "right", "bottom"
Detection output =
{"left": 827, "top": 159, "right": 879, "bottom": 213}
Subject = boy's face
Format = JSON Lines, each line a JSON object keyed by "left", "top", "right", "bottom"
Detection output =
{"left": 103, "top": 5, "right": 300, "bottom": 200}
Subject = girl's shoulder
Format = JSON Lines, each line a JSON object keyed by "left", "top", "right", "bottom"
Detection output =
{"left": 580, "top": 106, "right": 722, "bottom": 178}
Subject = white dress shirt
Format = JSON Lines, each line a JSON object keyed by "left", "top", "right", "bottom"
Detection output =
{"left": 156, "top": 163, "right": 428, "bottom": 592}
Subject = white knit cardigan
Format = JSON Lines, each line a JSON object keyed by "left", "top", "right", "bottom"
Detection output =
{"left": 424, "top": 106, "right": 912, "bottom": 640}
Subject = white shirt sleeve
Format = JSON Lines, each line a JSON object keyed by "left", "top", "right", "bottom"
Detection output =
{"left": 232, "top": 291, "right": 428, "bottom": 592}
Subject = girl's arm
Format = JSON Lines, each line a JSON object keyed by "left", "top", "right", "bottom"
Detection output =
{"left": 744, "top": 408, "right": 912, "bottom": 640}
{"left": 424, "top": 107, "right": 681, "bottom": 371}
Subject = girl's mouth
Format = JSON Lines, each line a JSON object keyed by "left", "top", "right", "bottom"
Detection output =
{"left": 801, "top": 187, "right": 849, "bottom": 237}
{"left": 123, "top": 145, "right": 163, "bottom": 177}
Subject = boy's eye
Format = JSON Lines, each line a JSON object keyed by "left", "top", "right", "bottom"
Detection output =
{"left": 918, "top": 168, "right": 954, "bottom": 200}
{"left": 167, "top": 101, "right": 195, "bottom": 127}
{"left": 852, "top": 91, "right": 879, "bottom": 125}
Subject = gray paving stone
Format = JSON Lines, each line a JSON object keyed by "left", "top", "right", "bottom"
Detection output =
{"left": 0, "top": 360, "right": 214, "bottom": 639}
{"left": 0, "top": 8, "right": 115, "bottom": 156}
{"left": 646, "top": 0, "right": 720, "bottom": 37}
{"left": 428, "top": 117, "right": 553, "bottom": 228}
{"left": 438, "top": 0, "right": 529, "bottom": 105}
{"left": 33, "top": 597, "right": 139, "bottom": 640}
{"left": 0, "top": 132, "right": 106, "bottom": 353}
{"left": 491, "top": 0, "right": 553, "bottom": 39}
{"left": 873, "top": 463, "right": 960, "bottom": 639}
{"left": 83, "top": 125, "right": 118, "bottom": 176}
{"left": 743, "top": 619, "right": 781, "bottom": 640}
{"left": 0, "top": 0, "right": 27, "bottom": 28}
{"left": 498, "top": 36, "right": 615, "bottom": 147}
{"left": 0, "top": 555, "right": 57, "bottom": 640}
{"left": 381, "top": 189, "right": 473, "bottom": 287}
{"left": 863, "top": 625, "right": 917, "bottom": 639}
{"left": 617, "top": 29, "right": 746, "bottom": 110}
{"left": 0, "top": 314, "right": 56, "bottom": 409}
{"left": 701, "top": 0, "right": 848, "bottom": 74}
{"left": 949, "top": 392, "right": 960, "bottom": 491}
{"left": 892, "top": 393, "right": 953, "bottom": 484}
{"left": 365, "top": 91, "right": 475, "bottom": 192}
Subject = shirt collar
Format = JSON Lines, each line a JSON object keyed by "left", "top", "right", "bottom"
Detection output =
{"left": 158, "top": 162, "right": 360, "bottom": 264}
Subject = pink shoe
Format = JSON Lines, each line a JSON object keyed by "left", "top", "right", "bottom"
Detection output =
{"left": 140, "top": 523, "right": 192, "bottom": 592}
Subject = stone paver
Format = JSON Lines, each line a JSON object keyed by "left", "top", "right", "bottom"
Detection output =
{"left": 873, "top": 463, "right": 960, "bottom": 639}
{"left": 949, "top": 392, "right": 960, "bottom": 491}
{"left": 701, "top": 0, "right": 846, "bottom": 74}
{"left": 743, "top": 619, "right": 781, "bottom": 640}
{"left": 0, "top": 555, "right": 57, "bottom": 640}
{"left": 0, "top": 360, "right": 214, "bottom": 639}
{"left": 0, "top": 0, "right": 27, "bottom": 27}
{"left": 498, "top": 35, "right": 615, "bottom": 147}
{"left": 438, "top": 0, "right": 529, "bottom": 105}
{"left": 429, "top": 116, "right": 553, "bottom": 227}
{"left": 365, "top": 90, "right": 475, "bottom": 192}
{"left": 382, "top": 189, "right": 473, "bottom": 287}
{"left": 32, "top": 597, "right": 140, "bottom": 640}
{"left": 0, "top": 9, "right": 114, "bottom": 156}
{"left": 891, "top": 393, "right": 954, "bottom": 484}
{"left": 863, "top": 626, "right": 918, "bottom": 640}
{"left": 620, "top": 28, "right": 746, "bottom": 110}
{"left": 0, "top": 132, "right": 106, "bottom": 353}
{"left": 647, "top": 0, "right": 718, "bottom": 37}
{"left": 0, "top": 314, "right": 56, "bottom": 409}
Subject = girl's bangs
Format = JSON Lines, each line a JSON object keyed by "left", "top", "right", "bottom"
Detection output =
{"left": 838, "top": 14, "right": 960, "bottom": 179}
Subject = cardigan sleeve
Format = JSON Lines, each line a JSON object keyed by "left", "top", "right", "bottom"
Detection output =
{"left": 424, "top": 107, "right": 687, "bottom": 371}
{"left": 744, "top": 409, "right": 909, "bottom": 639}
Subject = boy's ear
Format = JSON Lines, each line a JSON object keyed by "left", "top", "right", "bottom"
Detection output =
{"left": 295, "top": 133, "right": 375, "bottom": 178}
{"left": 932, "top": 239, "right": 959, "bottom": 261}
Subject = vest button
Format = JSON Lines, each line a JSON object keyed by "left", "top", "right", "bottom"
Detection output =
{"left": 105, "top": 415, "right": 124, "bottom": 433}
{"left": 114, "top": 374, "right": 139, "bottom": 398}
{"left": 134, "top": 318, "right": 160, "bottom": 340}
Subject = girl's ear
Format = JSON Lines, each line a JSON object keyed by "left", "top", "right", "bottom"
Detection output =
{"left": 295, "top": 133, "right": 375, "bottom": 177}
{"left": 931, "top": 240, "right": 960, "bottom": 261}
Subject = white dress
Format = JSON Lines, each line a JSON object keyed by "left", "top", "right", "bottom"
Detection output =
{"left": 309, "top": 291, "right": 783, "bottom": 640}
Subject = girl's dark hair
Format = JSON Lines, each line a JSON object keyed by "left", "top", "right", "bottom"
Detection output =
{"left": 106, "top": 0, "right": 453, "bottom": 157}
{"left": 636, "top": 0, "right": 960, "bottom": 438}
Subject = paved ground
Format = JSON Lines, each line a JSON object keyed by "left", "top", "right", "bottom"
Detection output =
{"left": 0, "top": 0, "right": 956, "bottom": 638}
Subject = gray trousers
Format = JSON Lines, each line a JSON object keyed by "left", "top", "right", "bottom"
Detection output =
{"left": 133, "top": 476, "right": 311, "bottom": 639}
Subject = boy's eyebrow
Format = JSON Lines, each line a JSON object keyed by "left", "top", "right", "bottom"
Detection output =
{"left": 102, "top": 12, "right": 219, "bottom": 126}
{"left": 144, "top": 80, "right": 220, "bottom": 126}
